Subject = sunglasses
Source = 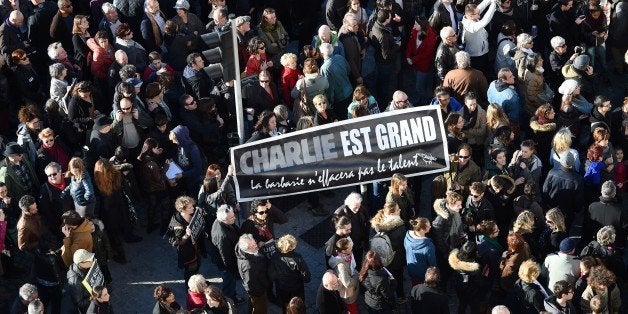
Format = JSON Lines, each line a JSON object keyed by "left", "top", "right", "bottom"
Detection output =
{"left": 357, "top": 96, "right": 366, "bottom": 101}
{"left": 120, "top": 107, "right": 132, "bottom": 111}
{"left": 471, "top": 194, "right": 482, "bottom": 198}
{"left": 257, "top": 210, "right": 268, "bottom": 215}
{"left": 458, "top": 155, "right": 470, "bottom": 159}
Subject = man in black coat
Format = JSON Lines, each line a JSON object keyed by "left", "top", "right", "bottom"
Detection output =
{"left": 410, "top": 267, "right": 449, "bottom": 313}
{"left": 316, "top": 271, "right": 344, "bottom": 314}
{"left": 428, "top": 0, "right": 457, "bottom": 35}
{"left": 585, "top": 181, "right": 628, "bottom": 247}
{"left": 547, "top": 0, "right": 582, "bottom": 48}
{"left": 211, "top": 205, "right": 242, "bottom": 303}
{"left": 49, "top": 0, "right": 74, "bottom": 59}
{"left": 338, "top": 13, "right": 363, "bottom": 87}
{"left": 27, "top": 0, "right": 57, "bottom": 69}
{"left": 236, "top": 233, "right": 270, "bottom": 313}
{"left": 334, "top": 192, "right": 369, "bottom": 268}
{"left": 39, "top": 162, "right": 73, "bottom": 240}
{"left": 181, "top": 52, "right": 213, "bottom": 100}
{"left": 325, "top": 0, "right": 347, "bottom": 31}
{"left": 369, "top": 9, "right": 400, "bottom": 105}
{"left": 0, "top": 10, "right": 27, "bottom": 66}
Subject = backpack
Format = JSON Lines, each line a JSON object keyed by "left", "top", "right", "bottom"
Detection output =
{"left": 370, "top": 232, "right": 395, "bottom": 266}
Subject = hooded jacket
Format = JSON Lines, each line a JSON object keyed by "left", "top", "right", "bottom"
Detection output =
{"left": 236, "top": 246, "right": 270, "bottom": 296}
{"left": 487, "top": 80, "right": 523, "bottom": 124}
{"left": 369, "top": 21, "right": 399, "bottom": 64}
{"left": 268, "top": 250, "right": 311, "bottom": 294}
{"left": 371, "top": 214, "right": 406, "bottom": 270}
{"left": 171, "top": 125, "right": 203, "bottom": 184}
{"left": 448, "top": 249, "right": 482, "bottom": 297}
{"left": 542, "top": 252, "right": 580, "bottom": 288}
{"left": 328, "top": 253, "right": 359, "bottom": 303}
{"left": 404, "top": 231, "right": 437, "bottom": 281}
{"left": 362, "top": 268, "right": 395, "bottom": 310}
{"left": 514, "top": 279, "right": 547, "bottom": 314}
{"left": 460, "top": 0, "right": 496, "bottom": 56}
{"left": 67, "top": 262, "right": 91, "bottom": 312}
{"left": 61, "top": 219, "right": 94, "bottom": 267}
{"left": 544, "top": 295, "right": 576, "bottom": 314}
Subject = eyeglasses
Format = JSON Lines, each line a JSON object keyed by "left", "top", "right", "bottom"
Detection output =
{"left": 557, "top": 44, "right": 567, "bottom": 48}
{"left": 120, "top": 106, "right": 132, "bottom": 111}
{"left": 471, "top": 194, "right": 481, "bottom": 198}
{"left": 47, "top": 173, "right": 58, "bottom": 177}
{"left": 458, "top": 155, "right": 470, "bottom": 159}
{"left": 257, "top": 210, "right": 267, "bottom": 215}
{"left": 447, "top": 34, "right": 457, "bottom": 38}
{"left": 438, "top": 97, "right": 450, "bottom": 102}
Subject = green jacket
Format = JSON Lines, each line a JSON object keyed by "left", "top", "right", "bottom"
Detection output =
{"left": 0, "top": 157, "right": 40, "bottom": 199}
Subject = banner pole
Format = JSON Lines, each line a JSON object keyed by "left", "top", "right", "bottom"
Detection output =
{"left": 230, "top": 22, "right": 245, "bottom": 145}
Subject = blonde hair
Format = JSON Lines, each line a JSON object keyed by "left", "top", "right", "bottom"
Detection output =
{"left": 513, "top": 210, "right": 535, "bottom": 234}
{"left": 518, "top": 259, "right": 540, "bottom": 283}
{"left": 38, "top": 127, "right": 55, "bottom": 140}
{"left": 277, "top": 234, "right": 297, "bottom": 253}
{"left": 552, "top": 128, "right": 573, "bottom": 153}
{"left": 486, "top": 104, "right": 510, "bottom": 129}
{"left": 545, "top": 208, "right": 566, "bottom": 233}
{"left": 313, "top": 94, "right": 327, "bottom": 107}
{"left": 280, "top": 53, "right": 297, "bottom": 67}
{"left": 174, "top": 195, "right": 195, "bottom": 212}
{"left": 389, "top": 173, "right": 407, "bottom": 196}
{"left": 66, "top": 157, "right": 85, "bottom": 181}
{"left": 445, "top": 191, "right": 463, "bottom": 205}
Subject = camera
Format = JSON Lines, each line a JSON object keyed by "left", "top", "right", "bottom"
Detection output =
{"left": 575, "top": 46, "right": 584, "bottom": 54}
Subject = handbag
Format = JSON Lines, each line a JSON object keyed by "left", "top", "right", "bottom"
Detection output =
{"left": 292, "top": 79, "right": 311, "bottom": 121}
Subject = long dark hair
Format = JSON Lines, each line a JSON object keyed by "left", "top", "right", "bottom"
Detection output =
{"left": 358, "top": 250, "right": 384, "bottom": 282}
{"left": 202, "top": 164, "right": 221, "bottom": 193}
{"left": 254, "top": 110, "right": 276, "bottom": 132}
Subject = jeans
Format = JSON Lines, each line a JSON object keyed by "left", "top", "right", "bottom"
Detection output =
{"left": 221, "top": 269, "right": 238, "bottom": 300}
{"left": 587, "top": 44, "right": 608, "bottom": 73}
{"left": 414, "top": 69, "right": 434, "bottom": 106}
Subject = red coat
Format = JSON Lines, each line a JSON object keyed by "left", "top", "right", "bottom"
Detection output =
{"left": 244, "top": 53, "right": 269, "bottom": 76}
{"left": 186, "top": 290, "right": 206, "bottom": 311}
{"left": 143, "top": 64, "right": 175, "bottom": 83}
{"left": 404, "top": 26, "right": 438, "bottom": 73}
{"left": 281, "top": 67, "right": 301, "bottom": 105}
{"left": 86, "top": 38, "right": 114, "bottom": 79}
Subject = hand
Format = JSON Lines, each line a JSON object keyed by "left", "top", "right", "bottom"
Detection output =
{"left": 227, "top": 164, "right": 235, "bottom": 176}
{"left": 393, "top": 14, "right": 401, "bottom": 22}
{"left": 515, "top": 177, "right": 525, "bottom": 185}
{"left": 260, "top": 61, "right": 269, "bottom": 71}
{"left": 246, "top": 108, "right": 255, "bottom": 115}
{"left": 157, "top": 67, "right": 167, "bottom": 74}
{"left": 585, "top": 66, "right": 594, "bottom": 75}
{"left": 575, "top": 15, "right": 586, "bottom": 24}
{"left": 531, "top": 4, "right": 539, "bottom": 10}
{"left": 132, "top": 108, "right": 139, "bottom": 120}
{"left": 618, "top": 183, "right": 623, "bottom": 188}
{"left": 115, "top": 111, "right": 123, "bottom": 122}
{"left": 297, "top": 74, "right": 304, "bottom": 80}
{"left": 175, "top": 173, "right": 183, "bottom": 179}
{"left": 217, "top": 115, "right": 224, "bottom": 127}
{"left": 2, "top": 197, "right": 10, "bottom": 205}
{"left": 519, "top": 162, "right": 527, "bottom": 169}
{"left": 406, "top": 58, "right": 413, "bottom": 65}
{"left": 62, "top": 225, "right": 71, "bottom": 237}
{"left": 185, "top": 226, "right": 192, "bottom": 237}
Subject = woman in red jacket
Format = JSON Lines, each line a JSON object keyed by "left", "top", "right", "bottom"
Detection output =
{"left": 86, "top": 31, "right": 114, "bottom": 82}
{"left": 404, "top": 18, "right": 437, "bottom": 106}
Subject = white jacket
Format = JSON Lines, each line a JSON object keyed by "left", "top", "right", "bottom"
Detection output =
{"left": 461, "top": 0, "right": 497, "bottom": 57}
{"left": 542, "top": 252, "right": 581, "bottom": 290}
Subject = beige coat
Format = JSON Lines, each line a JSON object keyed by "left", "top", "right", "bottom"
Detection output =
{"left": 524, "top": 69, "right": 545, "bottom": 116}
{"left": 465, "top": 106, "right": 487, "bottom": 145}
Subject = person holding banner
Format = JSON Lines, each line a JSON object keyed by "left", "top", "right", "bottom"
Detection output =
{"left": 246, "top": 110, "right": 278, "bottom": 143}
{"left": 86, "top": 285, "right": 112, "bottom": 314}
{"left": 166, "top": 195, "right": 201, "bottom": 285}
{"left": 241, "top": 199, "right": 288, "bottom": 259}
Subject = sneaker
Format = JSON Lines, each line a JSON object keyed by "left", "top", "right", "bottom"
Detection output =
{"left": 396, "top": 297, "right": 407, "bottom": 304}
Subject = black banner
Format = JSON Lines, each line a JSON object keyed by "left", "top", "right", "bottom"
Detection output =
{"left": 231, "top": 107, "right": 450, "bottom": 201}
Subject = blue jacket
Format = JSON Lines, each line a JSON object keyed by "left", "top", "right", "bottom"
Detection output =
{"left": 63, "top": 171, "right": 95, "bottom": 205}
{"left": 487, "top": 80, "right": 522, "bottom": 124}
{"left": 429, "top": 96, "right": 463, "bottom": 113}
{"left": 320, "top": 55, "right": 353, "bottom": 104}
{"left": 404, "top": 231, "right": 436, "bottom": 281}
{"left": 171, "top": 125, "right": 203, "bottom": 183}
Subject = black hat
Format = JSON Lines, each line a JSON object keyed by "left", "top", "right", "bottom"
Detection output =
{"left": 4, "top": 142, "right": 23, "bottom": 156}
{"left": 94, "top": 116, "right": 113, "bottom": 131}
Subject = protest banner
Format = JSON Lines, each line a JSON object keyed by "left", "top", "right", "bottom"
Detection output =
{"left": 82, "top": 259, "right": 104, "bottom": 294}
{"left": 189, "top": 208, "right": 205, "bottom": 244}
{"left": 231, "top": 106, "right": 450, "bottom": 201}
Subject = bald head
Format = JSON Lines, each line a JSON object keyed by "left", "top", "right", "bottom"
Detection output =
{"left": 9, "top": 10, "right": 24, "bottom": 25}
{"left": 322, "top": 271, "right": 339, "bottom": 290}
{"left": 114, "top": 50, "right": 128, "bottom": 64}
{"left": 318, "top": 25, "right": 331, "bottom": 43}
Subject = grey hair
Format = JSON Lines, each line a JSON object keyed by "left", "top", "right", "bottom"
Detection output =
{"left": 187, "top": 274, "right": 207, "bottom": 293}
{"left": 319, "top": 43, "right": 334, "bottom": 58}
{"left": 102, "top": 2, "right": 115, "bottom": 14}
{"left": 57, "top": 0, "right": 71, "bottom": 9}
{"left": 344, "top": 192, "right": 362, "bottom": 207}
{"left": 550, "top": 36, "right": 566, "bottom": 49}
{"left": 114, "top": 49, "right": 127, "bottom": 60}
{"left": 318, "top": 24, "right": 331, "bottom": 37}
{"left": 49, "top": 63, "right": 66, "bottom": 79}
{"left": 119, "top": 64, "right": 137, "bottom": 81}
{"left": 455, "top": 51, "right": 471, "bottom": 69}
{"left": 45, "top": 161, "right": 63, "bottom": 173}
{"left": 597, "top": 226, "right": 616, "bottom": 246}
{"left": 47, "top": 42, "right": 65, "bottom": 60}
{"left": 491, "top": 305, "right": 511, "bottom": 314}
{"left": 19, "top": 283, "right": 38, "bottom": 301}
{"left": 28, "top": 299, "right": 44, "bottom": 314}
{"left": 440, "top": 26, "right": 455, "bottom": 41}
{"left": 216, "top": 204, "right": 232, "bottom": 222}
{"left": 273, "top": 105, "right": 289, "bottom": 122}
{"left": 600, "top": 180, "right": 616, "bottom": 198}
{"left": 516, "top": 33, "right": 533, "bottom": 49}
{"left": 238, "top": 234, "right": 256, "bottom": 253}
{"left": 343, "top": 12, "right": 358, "bottom": 25}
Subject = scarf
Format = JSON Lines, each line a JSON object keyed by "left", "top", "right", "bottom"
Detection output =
{"left": 42, "top": 144, "right": 69, "bottom": 171}
{"left": 479, "top": 235, "right": 504, "bottom": 252}
{"left": 260, "top": 21, "right": 278, "bottom": 33}
{"left": 443, "top": 201, "right": 463, "bottom": 240}
{"left": 251, "top": 217, "right": 273, "bottom": 241}
{"left": 50, "top": 179, "right": 66, "bottom": 191}
{"left": 537, "top": 115, "right": 552, "bottom": 125}
{"left": 144, "top": 11, "right": 163, "bottom": 46}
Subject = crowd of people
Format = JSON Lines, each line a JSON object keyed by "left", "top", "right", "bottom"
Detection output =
{"left": 0, "top": 0, "right": 626, "bottom": 313}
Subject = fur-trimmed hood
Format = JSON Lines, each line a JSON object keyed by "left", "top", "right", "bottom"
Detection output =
{"left": 530, "top": 119, "right": 557, "bottom": 133}
{"left": 370, "top": 215, "right": 404, "bottom": 233}
{"left": 448, "top": 249, "right": 480, "bottom": 272}
{"left": 433, "top": 199, "right": 450, "bottom": 219}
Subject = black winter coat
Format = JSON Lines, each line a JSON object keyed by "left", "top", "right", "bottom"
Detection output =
{"left": 514, "top": 279, "right": 546, "bottom": 314}
{"left": 410, "top": 284, "right": 449, "bottom": 314}
{"left": 362, "top": 269, "right": 396, "bottom": 310}
{"left": 210, "top": 219, "right": 240, "bottom": 273}
{"left": 448, "top": 249, "right": 482, "bottom": 298}
{"left": 315, "top": 284, "right": 344, "bottom": 314}
{"left": 167, "top": 212, "right": 199, "bottom": 268}
{"left": 66, "top": 263, "right": 91, "bottom": 313}
{"left": 268, "top": 251, "right": 311, "bottom": 294}
{"left": 334, "top": 205, "right": 369, "bottom": 249}
{"left": 236, "top": 247, "right": 270, "bottom": 296}
{"left": 369, "top": 21, "right": 399, "bottom": 64}
{"left": 371, "top": 215, "right": 406, "bottom": 270}
{"left": 585, "top": 196, "right": 627, "bottom": 247}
